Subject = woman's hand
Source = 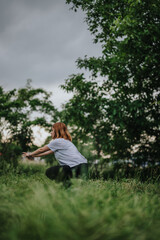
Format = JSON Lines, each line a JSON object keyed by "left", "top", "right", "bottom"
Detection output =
{"left": 22, "top": 152, "right": 34, "bottom": 161}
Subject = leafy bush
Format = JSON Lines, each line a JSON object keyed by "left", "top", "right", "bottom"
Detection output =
{"left": 89, "top": 162, "right": 160, "bottom": 182}
{"left": 0, "top": 142, "right": 22, "bottom": 172}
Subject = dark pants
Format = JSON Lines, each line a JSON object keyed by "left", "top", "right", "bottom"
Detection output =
{"left": 45, "top": 163, "right": 88, "bottom": 182}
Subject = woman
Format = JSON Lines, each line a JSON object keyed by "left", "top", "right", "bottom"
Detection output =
{"left": 23, "top": 122, "right": 88, "bottom": 183}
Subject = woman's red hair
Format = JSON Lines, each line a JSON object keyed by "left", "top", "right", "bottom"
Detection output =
{"left": 52, "top": 122, "right": 72, "bottom": 141}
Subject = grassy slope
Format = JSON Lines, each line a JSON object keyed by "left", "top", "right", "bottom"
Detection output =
{"left": 0, "top": 164, "right": 160, "bottom": 240}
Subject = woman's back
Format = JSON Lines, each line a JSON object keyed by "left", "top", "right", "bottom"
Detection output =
{"left": 47, "top": 138, "right": 87, "bottom": 167}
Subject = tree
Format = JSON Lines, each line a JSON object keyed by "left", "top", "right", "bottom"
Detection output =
{"left": 61, "top": 74, "right": 109, "bottom": 159}
{"left": 0, "top": 80, "right": 59, "bottom": 168}
{"left": 62, "top": 0, "right": 160, "bottom": 163}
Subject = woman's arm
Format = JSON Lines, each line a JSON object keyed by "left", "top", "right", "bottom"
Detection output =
{"left": 23, "top": 145, "right": 53, "bottom": 159}
{"left": 33, "top": 150, "right": 54, "bottom": 157}
{"left": 30, "top": 145, "right": 50, "bottom": 157}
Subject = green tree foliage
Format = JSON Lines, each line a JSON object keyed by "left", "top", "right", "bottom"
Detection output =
{"left": 61, "top": 74, "right": 108, "bottom": 158}
{"left": 0, "top": 80, "right": 59, "bottom": 168}
{"left": 62, "top": 0, "right": 160, "bottom": 162}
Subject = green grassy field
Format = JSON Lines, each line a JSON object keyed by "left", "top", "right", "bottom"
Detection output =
{"left": 0, "top": 163, "right": 160, "bottom": 240}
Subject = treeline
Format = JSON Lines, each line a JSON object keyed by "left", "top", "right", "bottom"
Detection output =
{"left": 0, "top": 0, "right": 160, "bottom": 171}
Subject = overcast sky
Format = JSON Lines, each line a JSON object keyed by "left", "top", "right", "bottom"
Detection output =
{"left": 0, "top": 0, "right": 102, "bottom": 110}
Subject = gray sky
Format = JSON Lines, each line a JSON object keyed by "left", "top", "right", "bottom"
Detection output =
{"left": 0, "top": 0, "right": 102, "bottom": 110}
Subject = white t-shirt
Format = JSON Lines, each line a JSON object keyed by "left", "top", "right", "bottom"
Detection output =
{"left": 47, "top": 138, "right": 87, "bottom": 168}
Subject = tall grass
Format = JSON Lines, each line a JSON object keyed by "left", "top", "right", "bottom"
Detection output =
{"left": 0, "top": 163, "right": 160, "bottom": 240}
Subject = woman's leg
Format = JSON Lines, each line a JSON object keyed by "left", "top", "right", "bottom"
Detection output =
{"left": 71, "top": 163, "right": 89, "bottom": 180}
{"left": 45, "top": 165, "right": 72, "bottom": 182}
{"left": 79, "top": 163, "right": 89, "bottom": 180}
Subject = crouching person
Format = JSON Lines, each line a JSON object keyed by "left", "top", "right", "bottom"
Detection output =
{"left": 23, "top": 122, "right": 89, "bottom": 185}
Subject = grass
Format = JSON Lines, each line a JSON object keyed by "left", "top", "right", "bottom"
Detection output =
{"left": 0, "top": 163, "right": 160, "bottom": 240}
